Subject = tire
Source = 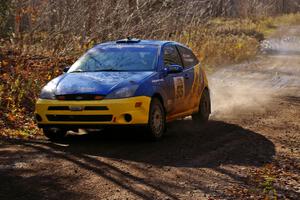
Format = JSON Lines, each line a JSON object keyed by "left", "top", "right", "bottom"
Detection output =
{"left": 147, "top": 98, "right": 166, "bottom": 140}
{"left": 192, "top": 89, "right": 211, "bottom": 124}
{"left": 43, "top": 128, "right": 67, "bottom": 141}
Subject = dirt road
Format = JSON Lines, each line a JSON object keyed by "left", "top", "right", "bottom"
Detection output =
{"left": 1, "top": 26, "right": 300, "bottom": 200}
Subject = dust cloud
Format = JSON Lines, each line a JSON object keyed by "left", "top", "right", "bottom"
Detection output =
{"left": 209, "top": 26, "right": 300, "bottom": 118}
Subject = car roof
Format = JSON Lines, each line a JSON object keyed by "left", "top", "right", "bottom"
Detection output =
{"left": 95, "top": 39, "right": 185, "bottom": 48}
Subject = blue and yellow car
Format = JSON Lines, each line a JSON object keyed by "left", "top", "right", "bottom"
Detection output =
{"left": 35, "top": 38, "right": 211, "bottom": 140}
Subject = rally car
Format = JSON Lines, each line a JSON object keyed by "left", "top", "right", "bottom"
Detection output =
{"left": 35, "top": 38, "right": 211, "bottom": 140}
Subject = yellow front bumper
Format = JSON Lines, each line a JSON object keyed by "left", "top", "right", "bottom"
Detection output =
{"left": 35, "top": 96, "right": 151, "bottom": 126}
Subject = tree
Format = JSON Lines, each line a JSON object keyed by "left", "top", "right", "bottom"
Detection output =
{"left": 0, "top": 0, "right": 12, "bottom": 37}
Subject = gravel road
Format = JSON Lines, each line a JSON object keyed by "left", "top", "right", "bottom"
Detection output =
{"left": 1, "top": 26, "right": 300, "bottom": 200}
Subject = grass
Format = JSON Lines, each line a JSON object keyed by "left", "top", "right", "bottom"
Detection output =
{"left": 177, "top": 13, "right": 300, "bottom": 71}
{"left": 1, "top": 13, "right": 300, "bottom": 138}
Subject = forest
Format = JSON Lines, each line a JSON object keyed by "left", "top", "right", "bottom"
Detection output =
{"left": 1, "top": 0, "right": 300, "bottom": 141}
{"left": 1, "top": 0, "right": 300, "bottom": 54}
{"left": 0, "top": 1, "right": 300, "bottom": 199}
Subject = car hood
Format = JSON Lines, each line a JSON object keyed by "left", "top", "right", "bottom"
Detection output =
{"left": 54, "top": 71, "right": 154, "bottom": 95}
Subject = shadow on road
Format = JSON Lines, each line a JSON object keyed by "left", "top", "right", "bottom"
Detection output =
{"left": 0, "top": 120, "right": 276, "bottom": 200}
{"left": 30, "top": 120, "right": 275, "bottom": 168}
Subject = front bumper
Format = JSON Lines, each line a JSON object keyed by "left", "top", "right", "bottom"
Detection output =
{"left": 35, "top": 96, "right": 151, "bottom": 127}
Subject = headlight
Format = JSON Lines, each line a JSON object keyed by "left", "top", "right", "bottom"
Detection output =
{"left": 106, "top": 85, "right": 139, "bottom": 99}
{"left": 39, "top": 82, "right": 56, "bottom": 99}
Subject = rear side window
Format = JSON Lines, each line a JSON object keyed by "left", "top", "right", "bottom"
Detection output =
{"left": 163, "top": 45, "right": 183, "bottom": 66}
{"left": 177, "top": 46, "right": 199, "bottom": 68}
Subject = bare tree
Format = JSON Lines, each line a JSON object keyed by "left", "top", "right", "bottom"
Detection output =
{"left": 3, "top": 0, "right": 300, "bottom": 54}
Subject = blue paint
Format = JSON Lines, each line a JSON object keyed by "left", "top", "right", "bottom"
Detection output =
{"left": 55, "top": 71, "right": 155, "bottom": 95}
{"left": 41, "top": 39, "right": 202, "bottom": 115}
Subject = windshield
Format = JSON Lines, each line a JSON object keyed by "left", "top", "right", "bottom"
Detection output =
{"left": 69, "top": 45, "right": 159, "bottom": 72}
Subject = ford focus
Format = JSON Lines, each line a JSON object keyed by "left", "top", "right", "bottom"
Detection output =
{"left": 35, "top": 38, "right": 211, "bottom": 140}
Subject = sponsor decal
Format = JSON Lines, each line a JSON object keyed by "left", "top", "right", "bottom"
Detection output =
{"left": 152, "top": 79, "right": 164, "bottom": 83}
{"left": 173, "top": 77, "right": 185, "bottom": 100}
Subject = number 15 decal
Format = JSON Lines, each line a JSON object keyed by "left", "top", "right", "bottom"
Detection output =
{"left": 173, "top": 77, "right": 185, "bottom": 100}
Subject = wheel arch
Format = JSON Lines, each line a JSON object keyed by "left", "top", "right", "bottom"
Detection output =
{"left": 152, "top": 93, "right": 164, "bottom": 105}
{"left": 152, "top": 93, "right": 166, "bottom": 112}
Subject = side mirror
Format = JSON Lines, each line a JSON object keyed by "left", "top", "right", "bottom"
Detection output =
{"left": 165, "top": 64, "right": 184, "bottom": 74}
{"left": 63, "top": 66, "right": 70, "bottom": 73}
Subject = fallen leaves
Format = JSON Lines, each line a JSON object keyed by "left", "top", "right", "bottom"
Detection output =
{"left": 7, "top": 113, "right": 16, "bottom": 122}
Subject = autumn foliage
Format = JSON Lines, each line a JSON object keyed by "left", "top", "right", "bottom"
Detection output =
{"left": 0, "top": 48, "right": 75, "bottom": 136}
{"left": 1, "top": 1, "right": 300, "bottom": 137}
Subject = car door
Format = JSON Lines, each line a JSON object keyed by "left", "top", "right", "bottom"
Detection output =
{"left": 177, "top": 45, "right": 202, "bottom": 111}
{"left": 163, "top": 44, "right": 188, "bottom": 116}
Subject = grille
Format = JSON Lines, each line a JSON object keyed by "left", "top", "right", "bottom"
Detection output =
{"left": 46, "top": 115, "right": 113, "bottom": 122}
{"left": 48, "top": 106, "right": 108, "bottom": 111}
{"left": 84, "top": 106, "right": 108, "bottom": 111}
{"left": 56, "top": 94, "right": 104, "bottom": 101}
{"left": 48, "top": 106, "right": 69, "bottom": 110}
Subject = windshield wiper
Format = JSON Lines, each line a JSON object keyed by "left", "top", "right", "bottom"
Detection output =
{"left": 70, "top": 68, "right": 123, "bottom": 73}
{"left": 92, "top": 68, "right": 123, "bottom": 72}
{"left": 70, "top": 70, "right": 89, "bottom": 73}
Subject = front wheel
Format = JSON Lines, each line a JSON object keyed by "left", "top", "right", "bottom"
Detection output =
{"left": 192, "top": 89, "right": 211, "bottom": 124}
{"left": 43, "top": 128, "right": 67, "bottom": 141}
{"left": 146, "top": 98, "right": 166, "bottom": 141}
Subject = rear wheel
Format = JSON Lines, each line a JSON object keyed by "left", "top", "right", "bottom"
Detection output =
{"left": 43, "top": 128, "right": 67, "bottom": 141}
{"left": 147, "top": 98, "right": 166, "bottom": 140}
{"left": 192, "top": 89, "right": 211, "bottom": 124}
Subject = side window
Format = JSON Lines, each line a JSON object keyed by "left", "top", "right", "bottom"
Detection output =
{"left": 177, "top": 46, "right": 199, "bottom": 68}
{"left": 163, "top": 45, "right": 183, "bottom": 66}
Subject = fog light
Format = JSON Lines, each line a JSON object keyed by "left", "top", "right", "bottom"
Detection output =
{"left": 35, "top": 114, "right": 42, "bottom": 122}
{"left": 124, "top": 114, "right": 132, "bottom": 122}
